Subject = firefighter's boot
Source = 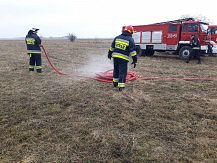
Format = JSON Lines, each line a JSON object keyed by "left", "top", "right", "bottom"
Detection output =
{"left": 37, "top": 69, "right": 42, "bottom": 73}
{"left": 29, "top": 65, "right": 34, "bottom": 71}
{"left": 113, "top": 82, "right": 118, "bottom": 87}
{"left": 119, "top": 87, "right": 125, "bottom": 91}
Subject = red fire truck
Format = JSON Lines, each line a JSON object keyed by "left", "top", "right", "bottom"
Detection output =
{"left": 130, "top": 18, "right": 209, "bottom": 59}
{"left": 208, "top": 25, "right": 217, "bottom": 43}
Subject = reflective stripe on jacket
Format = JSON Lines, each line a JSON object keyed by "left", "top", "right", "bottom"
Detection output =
{"left": 109, "top": 31, "right": 137, "bottom": 61}
{"left": 25, "top": 31, "right": 41, "bottom": 53}
{"left": 27, "top": 50, "right": 42, "bottom": 54}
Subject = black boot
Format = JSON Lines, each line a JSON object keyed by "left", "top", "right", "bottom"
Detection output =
{"left": 37, "top": 69, "right": 42, "bottom": 73}
{"left": 29, "top": 68, "right": 34, "bottom": 72}
{"left": 119, "top": 87, "right": 125, "bottom": 91}
{"left": 113, "top": 82, "right": 118, "bottom": 87}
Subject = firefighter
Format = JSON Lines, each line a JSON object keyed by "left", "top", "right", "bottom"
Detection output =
{"left": 186, "top": 35, "right": 201, "bottom": 64}
{"left": 108, "top": 25, "right": 137, "bottom": 91}
{"left": 25, "top": 28, "right": 42, "bottom": 73}
{"left": 207, "top": 42, "right": 213, "bottom": 55}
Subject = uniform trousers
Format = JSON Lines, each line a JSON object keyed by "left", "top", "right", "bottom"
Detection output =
{"left": 113, "top": 58, "right": 128, "bottom": 88}
{"left": 28, "top": 53, "right": 42, "bottom": 72}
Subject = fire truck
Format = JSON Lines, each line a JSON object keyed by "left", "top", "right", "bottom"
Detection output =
{"left": 208, "top": 25, "right": 217, "bottom": 43}
{"left": 130, "top": 18, "right": 209, "bottom": 59}
{"left": 207, "top": 25, "right": 217, "bottom": 54}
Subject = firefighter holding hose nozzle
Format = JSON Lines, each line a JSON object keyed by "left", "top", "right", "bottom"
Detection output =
{"left": 25, "top": 28, "right": 43, "bottom": 73}
{"left": 108, "top": 25, "right": 137, "bottom": 91}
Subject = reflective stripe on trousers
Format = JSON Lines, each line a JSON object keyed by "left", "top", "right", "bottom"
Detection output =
{"left": 113, "top": 58, "right": 128, "bottom": 88}
{"left": 29, "top": 53, "right": 42, "bottom": 69}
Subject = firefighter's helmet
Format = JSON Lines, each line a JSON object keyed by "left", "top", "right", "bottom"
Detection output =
{"left": 124, "top": 25, "right": 135, "bottom": 34}
{"left": 32, "top": 28, "right": 39, "bottom": 33}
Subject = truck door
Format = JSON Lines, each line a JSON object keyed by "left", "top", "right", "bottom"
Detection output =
{"left": 164, "top": 24, "right": 180, "bottom": 46}
{"left": 210, "top": 27, "right": 217, "bottom": 43}
{"left": 181, "top": 23, "right": 199, "bottom": 41}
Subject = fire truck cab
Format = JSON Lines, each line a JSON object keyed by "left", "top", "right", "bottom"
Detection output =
{"left": 207, "top": 25, "right": 217, "bottom": 54}
{"left": 131, "top": 18, "right": 209, "bottom": 59}
{"left": 208, "top": 25, "right": 217, "bottom": 43}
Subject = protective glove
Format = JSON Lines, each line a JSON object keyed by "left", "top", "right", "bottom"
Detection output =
{"left": 108, "top": 51, "right": 112, "bottom": 60}
{"left": 131, "top": 56, "right": 137, "bottom": 68}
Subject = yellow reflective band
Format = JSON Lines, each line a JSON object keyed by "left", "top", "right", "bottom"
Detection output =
{"left": 116, "top": 39, "right": 129, "bottom": 44}
{"left": 109, "top": 47, "right": 114, "bottom": 51}
{"left": 130, "top": 51, "right": 137, "bottom": 57}
{"left": 118, "top": 83, "right": 125, "bottom": 88}
{"left": 115, "top": 43, "right": 127, "bottom": 50}
{"left": 112, "top": 54, "right": 129, "bottom": 61}
{"left": 113, "top": 78, "right": 119, "bottom": 82}
{"left": 29, "top": 65, "right": 34, "bottom": 68}
{"left": 115, "top": 40, "right": 129, "bottom": 46}
{"left": 27, "top": 50, "right": 41, "bottom": 54}
{"left": 26, "top": 38, "right": 35, "bottom": 45}
{"left": 115, "top": 39, "right": 129, "bottom": 50}
{"left": 131, "top": 53, "right": 137, "bottom": 57}
{"left": 36, "top": 66, "right": 42, "bottom": 69}
{"left": 28, "top": 53, "right": 32, "bottom": 57}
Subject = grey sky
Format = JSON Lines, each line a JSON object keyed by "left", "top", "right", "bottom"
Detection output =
{"left": 0, "top": 0, "right": 217, "bottom": 38}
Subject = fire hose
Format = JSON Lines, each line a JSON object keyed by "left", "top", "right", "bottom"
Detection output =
{"left": 41, "top": 45, "right": 94, "bottom": 79}
{"left": 41, "top": 45, "right": 136, "bottom": 82}
{"left": 41, "top": 45, "right": 217, "bottom": 82}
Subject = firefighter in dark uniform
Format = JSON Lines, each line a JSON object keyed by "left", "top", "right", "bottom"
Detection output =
{"left": 186, "top": 35, "right": 201, "bottom": 64}
{"left": 25, "top": 28, "right": 42, "bottom": 73}
{"left": 108, "top": 25, "right": 137, "bottom": 91}
{"left": 207, "top": 42, "right": 213, "bottom": 55}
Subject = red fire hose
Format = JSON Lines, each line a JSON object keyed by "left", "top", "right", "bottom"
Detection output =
{"left": 41, "top": 45, "right": 217, "bottom": 82}
{"left": 139, "top": 76, "right": 217, "bottom": 81}
{"left": 95, "top": 70, "right": 137, "bottom": 83}
{"left": 41, "top": 45, "right": 94, "bottom": 79}
{"left": 41, "top": 45, "right": 137, "bottom": 82}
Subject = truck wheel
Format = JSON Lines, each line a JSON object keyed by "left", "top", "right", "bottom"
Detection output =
{"left": 179, "top": 46, "right": 192, "bottom": 60}
{"left": 135, "top": 45, "right": 140, "bottom": 54}
{"left": 135, "top": 45, "right": 143, "bottom": 56}
{"left": 137, "top": 48, "right": 146, "bottom": 57}
{"left": 141, "top": 50, "right": 146, "bottom": 56}
{"left": 136, "top": 45, "right": 145, "bottom": 57}
{"left": 145, "top": 50, "right": 155, "bottom": 56}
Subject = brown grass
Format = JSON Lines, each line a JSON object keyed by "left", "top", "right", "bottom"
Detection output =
{"left": 0, "top": 40, "right": 217, "bottom": 162}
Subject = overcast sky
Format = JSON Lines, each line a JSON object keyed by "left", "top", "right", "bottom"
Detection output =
{"left": 1, "top": 0, "right": 217, "bottom": 38}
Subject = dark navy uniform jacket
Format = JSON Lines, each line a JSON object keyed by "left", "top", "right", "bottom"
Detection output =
{"left": 25, "top": 30, "right": 42, "bottom": 54}
{"left": 109, "top": 31, "right": 137, "bottom": 62}
{"left": 190, "top": 35, "right": 201, "bottom": 49}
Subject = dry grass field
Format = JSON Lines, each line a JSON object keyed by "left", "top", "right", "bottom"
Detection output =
{"left": 0, "top": 39, "right": 217, "bottom": 162}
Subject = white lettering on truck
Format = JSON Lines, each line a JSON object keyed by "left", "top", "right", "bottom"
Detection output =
{"left": 167, "top": 34, "right": 177, "bottom": 38}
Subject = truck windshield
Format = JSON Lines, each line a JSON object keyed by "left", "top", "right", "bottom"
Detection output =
{"left": 201, "top": 24, "right": 208, "bottom": 33}
{"left": 210, "top": 28, "right": 217, "bottom": 34}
